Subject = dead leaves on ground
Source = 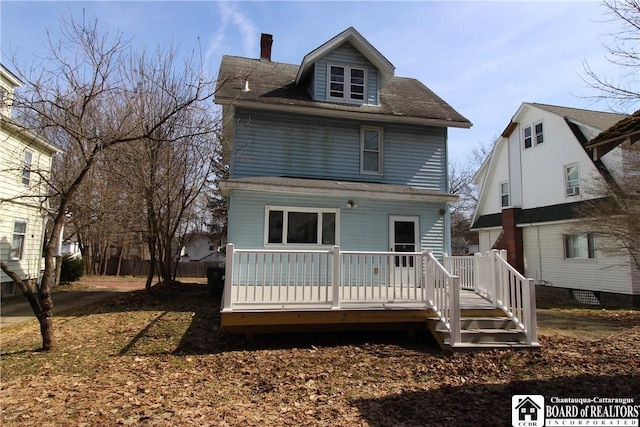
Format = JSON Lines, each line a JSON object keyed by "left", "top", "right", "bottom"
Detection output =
{"left": 1, "top": 283, "right": 639, "bottom": 426}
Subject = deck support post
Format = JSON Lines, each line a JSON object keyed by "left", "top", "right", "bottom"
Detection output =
{"left": 450, "top": 275, "right": 461, "bottom": 346}
{"left": 498, "top": 249, "right": 508, "bottom": 306}
{"left": 524, "top": 278, "right": 538, "bottom": 345}
{"left": 489, "top": 249, "right": 499, "bottom": 305}
{"left": 331, "top": 245, "right": 340, "bottom": 310}
{"left": 222, "top": 243, "right": 234, "bottom": 312}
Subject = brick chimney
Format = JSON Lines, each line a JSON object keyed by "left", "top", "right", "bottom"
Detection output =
{"left": 260, "top": 33, "right": 273, "bottom": 61}
{"left": 497, "top": 208, "right": 525, "bottom": 274}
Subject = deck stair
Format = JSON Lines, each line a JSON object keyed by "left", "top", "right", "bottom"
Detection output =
{"left": 429, "top": 316, "right": 539, "bottom": 350}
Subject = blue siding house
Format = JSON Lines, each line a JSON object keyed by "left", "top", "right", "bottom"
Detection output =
{"left": 215, "top": 28, "right": 539, "bottom": 349}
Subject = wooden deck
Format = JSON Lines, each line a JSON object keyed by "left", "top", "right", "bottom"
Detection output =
{"left": 221, "top": 290, "right": 504, "bottom": 333}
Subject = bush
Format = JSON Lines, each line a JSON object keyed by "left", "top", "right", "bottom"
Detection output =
{"left": 60, "top": 254, "right": 84, "bottom": 283}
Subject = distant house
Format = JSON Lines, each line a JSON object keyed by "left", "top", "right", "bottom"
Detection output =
{"left": 180, "top": 232, "right": 225, "bottom": 263}
{"left": 212, "top": 29, "right": 540, "bottom": 349}
{"left": 471, "top": 102, "right": 639, "bottom": 307}
{"left": 0, "top": 64, "right": 59, "bottom": 297}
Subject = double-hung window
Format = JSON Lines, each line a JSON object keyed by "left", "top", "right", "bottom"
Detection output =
{"left": 10, "top": 219, "right": 27, "bottom": 260}
{"left": 564, "top": 233, "right": 595, "bottom": 259}
{"left": 22, "top": 150, "right": 33, "bottom": 186}
{"left": 361, "top": 126, "right": 383, "bottom": 174}
{"left": 523, "top": 122, "right": 543, "bottom": 149}
{"left": 266, "top": 207, "right": 338, "bottom": 246}
{"left": 328, "top": 64, "right": 366, "bottom": 103}
{"left": 500, "top": 181, "right": 510, "bottom": 207}
{"left": 565, "top": 164, "right": 580, "bottom": 196}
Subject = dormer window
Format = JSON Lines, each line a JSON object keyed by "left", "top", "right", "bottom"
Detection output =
{"left": 328, "top": 64, "right": 366, "bottom": 103}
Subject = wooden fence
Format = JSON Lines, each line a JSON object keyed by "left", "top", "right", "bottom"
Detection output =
{"left": 105, "top": 259, "right": 224, "bottom": 278}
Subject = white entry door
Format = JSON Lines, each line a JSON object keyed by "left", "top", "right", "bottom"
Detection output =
{"left": 389, "top": 216, "right": 420, "bottom": 286}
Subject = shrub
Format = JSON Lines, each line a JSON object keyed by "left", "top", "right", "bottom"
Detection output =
{"left": 60, "top": 254, "right": 84, "bottom": 283}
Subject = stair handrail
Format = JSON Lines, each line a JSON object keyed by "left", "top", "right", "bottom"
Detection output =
{"left": 425, "top": 249, "right": 461, "bottom": 346}
{"left": 493, "top": 250, "right": 538, "bottom": 345}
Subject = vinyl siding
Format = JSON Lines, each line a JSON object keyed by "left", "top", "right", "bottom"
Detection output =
{"left": 478, "top": 229, "right": 502, "bottom": 253}
{"left": 312, "top": 43, "right": 379, "bottom": 105}
{"left": 522, "top": 224, "right": 632, "bottom": 294}
{"left": 231, "top": 109, "right": 447, "bottom": 190}
{"left": 0, "top": 202, "right": 46, "bottom": 285}
{"left": 227, "top": 190, "right": 446, "bottom": 258}
{"left": 0, "top": 126, "right": 53, "bottom": 287}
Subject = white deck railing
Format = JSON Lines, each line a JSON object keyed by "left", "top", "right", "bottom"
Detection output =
{"left": 426, "top": 250, "right": 461, "bottom": 346}
{"left": 473, "top": 249, "right": 538, "bottom": 346}
{"left": 444, "top": 255, "right": 475, "bottom": 290}
{"left": 222, "top": 245, "right": 536, "bottom": 347}
{"left": 222, "top": 244, "right": 429, "bottom": 311}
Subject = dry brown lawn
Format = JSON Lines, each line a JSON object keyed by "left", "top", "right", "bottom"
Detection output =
{"left": 1, "top": 283, "right": 639, "bottom": 426}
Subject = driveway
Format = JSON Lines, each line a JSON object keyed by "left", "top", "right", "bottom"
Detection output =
{"left": 0, "top": 280, "right": 145, "bottom": 329}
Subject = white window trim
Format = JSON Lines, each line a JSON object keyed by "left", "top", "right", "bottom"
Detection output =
{"left": 563, "top": 233, "right": 596, "bottom": 260}
{"left": 360, "top": 126, "right": 383, "bottom": 175}
{"left": 523, "top": 121, "right": 544, "bottom": 150}
{"left": 326, "top": 63, "right": 367, "bottom": 104}
{"left": 264, "top": 206, "right": 340, "bottom": 247}
{"left": 499, "top": 181, "right": 510, "bottom": 208}
{"left": 564, "top": 163, "right": 580, "bottom": 197}
{"left": 22, "top": 149, "right": 33, "bottom": 186}
{"left": 10, "top": 219, "right": 27, "bottom": 260}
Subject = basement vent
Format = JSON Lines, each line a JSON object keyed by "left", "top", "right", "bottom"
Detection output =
{"left": 572, "top": 290, "right": 601, "bottom": 305}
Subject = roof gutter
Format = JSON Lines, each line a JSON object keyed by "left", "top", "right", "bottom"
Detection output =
{"left": 215, "top": 98, "right": 472, "bottom": 129}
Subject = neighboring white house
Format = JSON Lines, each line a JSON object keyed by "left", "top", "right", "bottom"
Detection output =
{"left": 180, "top": 232, "right": 225, "bottom": 263}
{"left": 471, "top": 102, "right": 639, "bottom": 307}
{"left": 0, "top": 64, "right": 59, "bottom": 297}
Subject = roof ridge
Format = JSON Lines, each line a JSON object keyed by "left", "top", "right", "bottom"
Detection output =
{"left": 529, "top": 102, "right": 628, "bottom": 117}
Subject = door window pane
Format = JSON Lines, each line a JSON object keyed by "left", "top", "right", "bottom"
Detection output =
{"left": 321, "top": 212, "right": 335, "bottom": 245}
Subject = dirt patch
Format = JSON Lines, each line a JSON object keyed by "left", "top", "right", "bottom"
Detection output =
{"left": 1, "top": 283, "right": 639, "bottom": 426}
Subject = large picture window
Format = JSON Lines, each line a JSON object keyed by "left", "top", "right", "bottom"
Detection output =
{"left": 327, "top": 64, "right": 366, "bottom": 103}
{"left": 10, "top": 219, "right": 27, "bottom": 260}
{"left": 266, "top": 207, "right": 338, "bottom": 246}
{"left": 564, "top": 233, "right": 595, "bottom": 259}
{"left": 361, "top": 126, "right": 383, "bottom": 174}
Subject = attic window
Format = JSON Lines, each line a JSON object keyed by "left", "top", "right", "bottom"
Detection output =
{"left": 328, "top": 64, "right": 366, "bottom": 103}
{"left": 523, "top": 122, "right": 544, "bottom": 150}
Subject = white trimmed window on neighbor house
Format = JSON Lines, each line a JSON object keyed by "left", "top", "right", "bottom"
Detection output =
{"left": 500, "top": 181, "right": 510, "bottom": 207}
{"left": 10, "top": 219, "right": 27, "bottom": 260}
{"left": 565, "top": 164, "right": 580, "bottom": 196}
{"left": 22, "top": 150, "right": 33, "bottom": 186}
{"left": 328, "top": 64, "right": 366, "bottom": 103}
{"left": 266, "top": 206, "right": 338, "bottom": 246}
{"left": 523, "top": 122, "right": 544, "bottom": 149}
{"left": 564, "top": 233, "right": 595, "bottom": 259}
{"left": 361, "top": 126, "right": 383, "bottom": 174}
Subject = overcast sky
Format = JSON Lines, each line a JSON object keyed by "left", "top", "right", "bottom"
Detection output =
{"left": 1, "top": 1, "right": 636, "bottom": 164}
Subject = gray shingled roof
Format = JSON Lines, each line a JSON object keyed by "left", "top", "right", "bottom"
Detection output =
{"left": 531, "top": 103, "right": 627, "bottom": 131}
{"left": 215, "top": 55, "right": 471, "bottom": 128}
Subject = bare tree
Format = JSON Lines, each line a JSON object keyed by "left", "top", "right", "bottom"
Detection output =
{"left": 1, "top": 14, "right": 219, "bottom": 351}
{"left": 582, "top": 0, "right": 640, "bottom": 110}
{"left": 576, "top": 118, "right": 640, "bottom": 269}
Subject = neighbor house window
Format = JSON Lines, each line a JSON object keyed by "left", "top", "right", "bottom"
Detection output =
{"left": 564, "top": 233, "right": 595, "bottom": 259}
{"left": 22, "top": 150, "right": 33, "bottom": 186}
{"left": 500, "top": 181, "right": 510, "bottom": 207}
{"left": 328, "top": 64, "right": 366, "bottom": 103}
{"left": 266, "top": 206, "right": 338, "bottom": 246}
{"left": 523, "top": 122, "right": 543, "bottom": 149}
{"left": 565, "top": 164, "right": 580, "bottom": 196}
{"left": 10, "top": 219, "right": 27, "bottom": 260}
{"left": 361, "top": 126, "right": 383, "bottom": 174}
